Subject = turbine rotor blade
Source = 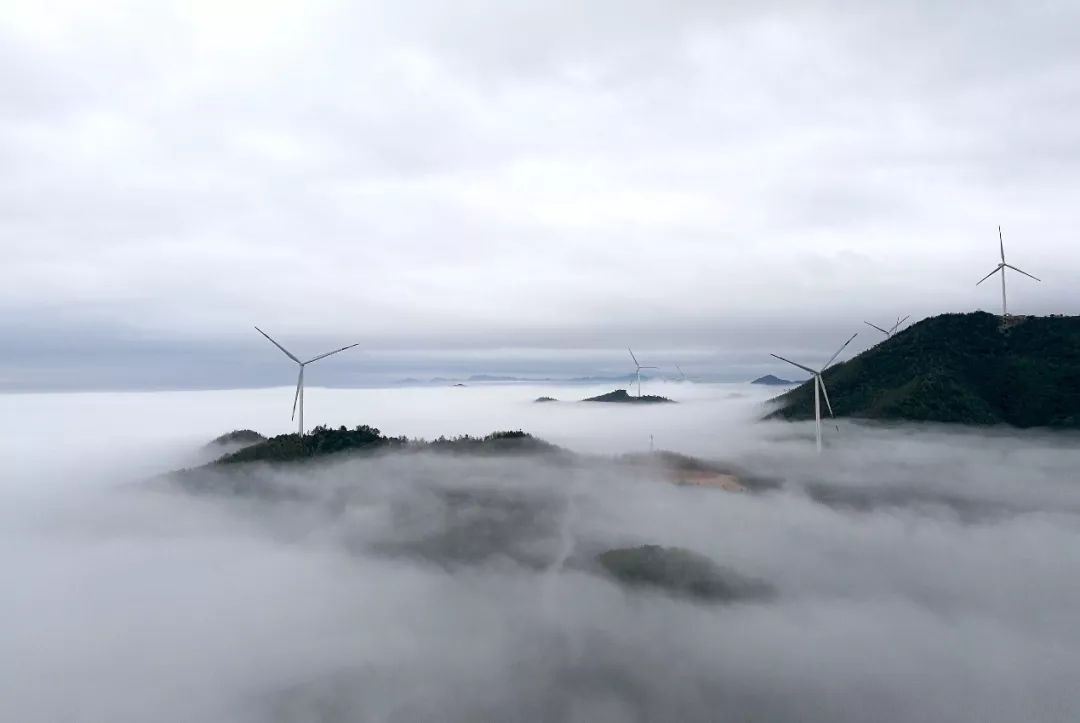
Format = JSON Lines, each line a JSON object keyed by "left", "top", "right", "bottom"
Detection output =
{"left": 769, "top": 353, "right": 817, "bottom": 376}
{"left": 305, "top": 343, "right": 360, "bottom": 364}
{"left": 864, "top": 321, "right": 890, "bottom": 335}
{"left": 976, "top": 267, "right": 1001, "bottom": 286}
{"left": 999, "top": 225, "right": 1005, "bottom": 263}
{"left": 822, "top": 332, "right": 859, "bottom": 371}
{"left": 819, "top": 377, "right": 840, "bottom": 432}
{"left": 627, "top": 347, "right": 639, "bottom": 366}
{"left": 1004, "top": 264, "right": 1041, "bottom": 282}
{"left": 640, "top": 365, "right": 659, "bottom": 369}
{"left": 291, "top": 367, "right": 303, "bottom": 421}
{"left": 818, "top": 375, "right": 836, "bottom": 418}
{"left": 255, "top": 326, "right": 300, "bottom": 363}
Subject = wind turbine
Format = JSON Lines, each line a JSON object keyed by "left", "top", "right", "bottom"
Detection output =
{"left": 864, "top": 315, "right": 910, "bottom": 339}
{"left": 255, "top": 326, "right": 359, "bottom": 437}
{"left": 977, "top": 226, "right": 1040, "bottom": 320}
{"left": 675, "top": 364, "right": 689, "bottom": 382}
{"left": 770, "top": 332, "right": 858, "bottom": 454}
{"left": 627, "top": 347, "right": 657, "bottom": 397}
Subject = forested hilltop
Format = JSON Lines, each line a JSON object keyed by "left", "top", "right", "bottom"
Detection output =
{"left": 770, "top": 312, "right": 1080, "bottom": 428}
{"left": 213, "top": 426, "right": 563, "bottom": 465}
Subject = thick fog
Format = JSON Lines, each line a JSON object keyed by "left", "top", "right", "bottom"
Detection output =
{"left": 3, "top": 384, "right": 1080, "bottom": 722}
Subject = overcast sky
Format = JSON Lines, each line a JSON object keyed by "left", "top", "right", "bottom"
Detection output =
{"left": 3, "top": 0, "right": 1079, "bottom": 389}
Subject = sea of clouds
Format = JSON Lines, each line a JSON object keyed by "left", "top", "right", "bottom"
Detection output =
{"left": 3, "top": 382, "right": 1079, "bottom": 722}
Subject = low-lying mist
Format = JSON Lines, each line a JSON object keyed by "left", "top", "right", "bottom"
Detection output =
{"left": 3, "top": 384, "right": 1079, "bottom": 722}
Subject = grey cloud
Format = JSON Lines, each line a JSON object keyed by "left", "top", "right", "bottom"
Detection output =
{"left": 2, "top": 1, "right": 1080, "bottom": 389}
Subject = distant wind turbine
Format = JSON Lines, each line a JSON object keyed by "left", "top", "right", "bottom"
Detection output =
{"left": 977, "top": 226, "right": 1040, "bottom": 320}
{"left": 864, "top": 315, "right": 910, "bottom": 339}
{"left": 627, "top": 347, "right": 658, "bottom": 398}
{"left": 255, "top": 326, "right": 359, "bottom": 437}
{"left": 770, "top": 332, "right": 858, "bottom": 454}
{"left": 675, "top": 364, "right": 689, "bottom": 382}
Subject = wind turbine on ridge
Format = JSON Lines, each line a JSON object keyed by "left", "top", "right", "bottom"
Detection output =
{"left": 770, "top": 332, "right": 858, "bottom": 454}
{"left": 255, "top": 326, "right": 359, "bottom": 437}
{"left": 627, "top": 347, "right": 657, "bottom": 398}
{"left": 977, "top": 226, "right": 1040, "bottom": 320}
{"left": 864, "top": 315, "right": 910, "bottom": 339}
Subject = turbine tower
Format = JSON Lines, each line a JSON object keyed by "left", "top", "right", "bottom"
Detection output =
{"left": 627, "top": 347, "right": 657, "bottom": 398}
{"left": 770, "top": 332, "right": 858, "bottom": 454}
{"left": 864, "top": 315, "right": 910, "bottom": 339}
{"left": 976, "top": 226, "right": 1040, "bottom": 320}
{"left": 255, "top": 326, "right": 359, "bottom": 437}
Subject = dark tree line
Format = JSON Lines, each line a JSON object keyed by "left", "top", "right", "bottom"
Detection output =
{"left": 215, "top": 426, "right": 562, "bottom": 465}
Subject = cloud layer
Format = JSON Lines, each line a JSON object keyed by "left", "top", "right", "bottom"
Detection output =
{"left": 3, "top": 385, "right": 1080, "bottom": 721}
{"left": 3, "top": 1, "right": 1080, "bottom": 388}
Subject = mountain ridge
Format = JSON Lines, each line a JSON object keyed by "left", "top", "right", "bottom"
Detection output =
{"left": 769, "top": 312, "right": 1080, "bottom": 428}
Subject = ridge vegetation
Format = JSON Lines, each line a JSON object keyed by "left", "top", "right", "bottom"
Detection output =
{"left": 213, "top": 425, "right": 564, "bottom": 465}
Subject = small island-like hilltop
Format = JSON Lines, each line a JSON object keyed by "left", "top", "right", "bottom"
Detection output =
{"left": 582, "top": 389, "right": 674, "bottom": 404}
{"left": 752, "top": 374, "right": 797, "bottom": 386}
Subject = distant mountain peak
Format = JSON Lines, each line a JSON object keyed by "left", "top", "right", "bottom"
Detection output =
{"left": 752, "top": 374, "right": 798, "bottom": 386}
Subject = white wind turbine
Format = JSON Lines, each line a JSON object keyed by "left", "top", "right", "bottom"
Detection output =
{"left": 627, "top": 347, "right": 657, "bottom": 397}
{"left": 255, "top": 326, "right": 359, "bottom": 437}
{"left": 675, "top": 364, "right": 689, "bottom": 382}
{"left": 864, "top": 315, "right": 910, "bottom": 339}
{"left": 770, "top": 332, "right": 858, "bottom": 454}
{"left": 977, "top": 226, "right": 1040, "bottom": 320}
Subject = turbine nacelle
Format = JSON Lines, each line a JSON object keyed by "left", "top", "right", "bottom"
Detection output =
{"left": 864, "top": 314, "right": 910, "bottom": 339}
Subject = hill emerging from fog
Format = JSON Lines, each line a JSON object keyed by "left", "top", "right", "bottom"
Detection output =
{"left": 202, "top": 426, "right": 776, "bottom": 488}
{"left": 771, "top": 312, "right": 1080, "bottom": 427}
{"left": 212, "top": 425, "right": 565, "bottom": 465}
{"left": 752, "top": 374, "right": 798, "bottom": 386}
{"left": 185, "top": 425, "right": 778, "bottom": 496}
{"left": 165, "top": 425, "right": 777, "bottom": 607}
{"left": 206, "top": 429, "right": 266, "bottom": 447}
{"left": 582, "top": 389, "right": 674, "bottom": 404}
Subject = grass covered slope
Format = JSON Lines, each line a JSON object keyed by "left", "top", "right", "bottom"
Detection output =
{"left": 771, "top": 312, "right": 1080, "bottom": 428}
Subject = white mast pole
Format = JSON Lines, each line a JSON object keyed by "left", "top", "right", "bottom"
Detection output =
{"left": 814, "top": 376, "right": 822, "bottom": 454}
{"left": 1000, "top": 270, "right": 1007, "bottom": 319}
{"left": 298, "top": 367, "right": 305, "bottom": 437}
